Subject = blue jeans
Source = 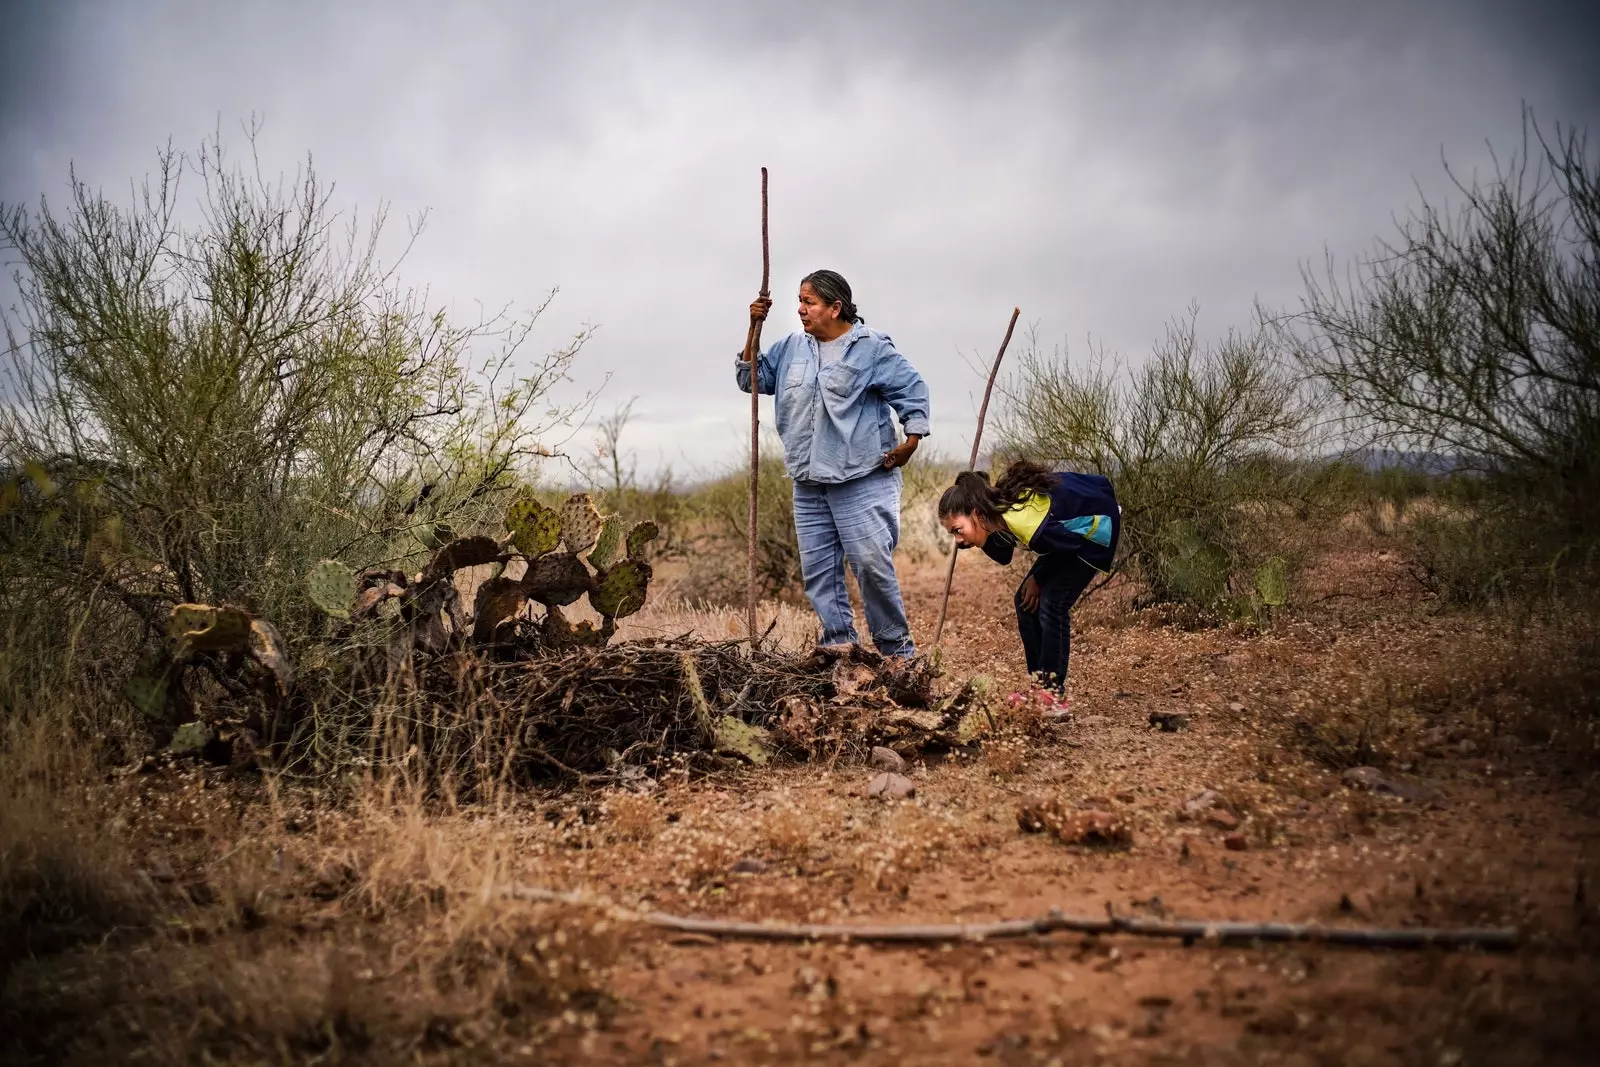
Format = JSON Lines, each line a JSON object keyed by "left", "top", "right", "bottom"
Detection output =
{"left": 1016, "top": 552, "right": 1097, "bottom": 695}
{"left": 792, "top": 468, "right": 915, "bottom": 658}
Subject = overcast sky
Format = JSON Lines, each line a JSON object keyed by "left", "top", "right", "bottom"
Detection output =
{"left": 3, "top": 0, "right": 1596, "bottom": 481}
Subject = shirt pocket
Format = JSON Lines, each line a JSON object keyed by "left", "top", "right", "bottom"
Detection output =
{"left": 820, "top": 363, "right": 858, "bottom": 398}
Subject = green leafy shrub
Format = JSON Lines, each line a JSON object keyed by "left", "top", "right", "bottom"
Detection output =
{"left": 1000, "top": 309, "right": 1336, "bottom": 614}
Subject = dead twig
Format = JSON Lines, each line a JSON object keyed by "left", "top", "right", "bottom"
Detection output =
{"left": 507, "top": 884, "right": 1518, "bottom": 951}
{"left": 745, "top": 166, "right": 771, "bottom": 646}
{"left": 933, "top": 306, "right": 1021, "bottom": 646}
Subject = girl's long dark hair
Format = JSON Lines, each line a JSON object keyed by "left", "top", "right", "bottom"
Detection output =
{"left": 938, "top": 460, "right": 1059, "bottom": 525}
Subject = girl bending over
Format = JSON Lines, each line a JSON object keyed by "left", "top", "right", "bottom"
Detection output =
{"left": 938, "top": 460, "right": 1120, "bottom": 706}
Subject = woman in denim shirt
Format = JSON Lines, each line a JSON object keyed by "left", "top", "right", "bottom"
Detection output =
{"left": 737, "top": 270, "right": 931, "bottom": 659}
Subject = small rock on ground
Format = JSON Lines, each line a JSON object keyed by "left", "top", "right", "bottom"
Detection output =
{"left": 1205, "top": 809, "right": 1240, "bottom": 831}
{"left": 869, "top": 746, "right": 906, "bottom": 773}
{"left": 867, "top": 772, "right": 916, "bottom": 799}
{"left": 1149, "top": 711, "right": 1189, "bottom": 732}
{"left": 1341, "top": 765, "right": 1443, "bottom": 805}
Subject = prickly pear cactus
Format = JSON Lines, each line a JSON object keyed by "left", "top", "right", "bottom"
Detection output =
{"left": 472, "top": 575, "right": 528, "bottom": 644}
{"left": 506, "top": 490, "right": 561, "bottom": 559}
{"left": 247, "top": 619, "right": 292, "bottom": 695}
{"left": 307, "top": 559, "right": 358, "bottom": 618}
{"left": 522, "top": 551, "right": 592, "bottom": 607}
{"left": 124, "top": 673, "right": 168, "bottom": 720}
{"left": 589, "top": 559, "right": 651, "bottom": 619}
{"left": 589, "top": 515, "right": 624, "bottom": 571}
{"left": 421, "top": 535, "right": 502, "bottom": 585}
{"left": 560, "top": 493, "right": 602, "bottom": 556}
{"left": 1254, "top": 556, "right": 1289, "bottom": 607}
{"left": 168, "top": 604, "right": 252, "bottom": 653}
{"left": 168, "top": 720, "right": 213, "bottom": 756}
{"left": 626, "top": 520, "right": 659, "bottom": 561}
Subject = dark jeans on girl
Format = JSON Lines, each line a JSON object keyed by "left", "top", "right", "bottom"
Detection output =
{"left": 1015, "top": 552, "right": 1098, "bottom": 696}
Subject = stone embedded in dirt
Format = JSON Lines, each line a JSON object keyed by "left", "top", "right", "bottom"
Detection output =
{"left": 1079, "top": 715, "right": 1110, "bottom": 726}
{"left": 1017, "top": 797, "right": 1133, "bottom": 847}
{"left": 1149, "top": 711, "right": 1189, "bottom": 732}
{"left": 1224, "top": 833, "right": 1249, "bottom": 851}
{"left": 867, "top": 772, "right": 916, "bottom": 799}
{"left": 1206, "top": 809, "right": 1240, "bottom": 831}
{"left": 1340, "top": 766, "right": 1443, "bottom": 805}
{"left": 1227, "top": 701, "right": 1246, "bottom": 713}
{"left": 731, "top": 857, "right": 769, "bottom": 874}
{"left": 869, "top": 746, "right": 907, "bottom": 773}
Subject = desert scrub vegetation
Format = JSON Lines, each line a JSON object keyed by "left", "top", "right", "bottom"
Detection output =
{"left": 0, "top": 128, "right": 593, "bottom": 725}
{"left": 1289, "top": 109, "right": 1600, "bottom": 605}
{"left": 999, "top": 309, "right": 1337, "bottom": 619}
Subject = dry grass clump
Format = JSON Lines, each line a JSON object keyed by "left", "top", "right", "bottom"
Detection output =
{"left": 760, "top": 794, "right": 824, "bottom": 860}
{"left": 601, "top": 789, "right": 664, "bottom": 843}
{"left": 1280, "top": 614, "right": 1600, "bottom": 769}
{"left": 0, "top": 717, "right": 155, "bottom": 977}
{"left": 654, "top": 818, "right": 746, "bottom": 891}
{"left": 852, "top": 806, "right": 968, "bottom": 894}
{"left": 978, "top": 687, "right": 1055, "bottom": 777}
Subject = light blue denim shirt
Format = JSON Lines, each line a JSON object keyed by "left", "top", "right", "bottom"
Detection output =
{"left": 735, "top": 323, "right": 932, "bottom": 485}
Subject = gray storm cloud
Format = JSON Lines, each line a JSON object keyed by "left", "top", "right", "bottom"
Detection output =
{"left": 3, "top": 0, "right": 1596, "bottom": 479}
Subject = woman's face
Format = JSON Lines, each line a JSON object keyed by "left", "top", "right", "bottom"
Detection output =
{"left": 797, "top": 282, "right": 843, "bottom": 336}
{"left": 943, "top": 512, "right": 989, "bottom": 549}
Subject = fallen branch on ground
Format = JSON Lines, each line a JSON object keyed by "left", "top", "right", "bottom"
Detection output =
{"left": 507, "top": 885, "right": 1518, "bottom": 952}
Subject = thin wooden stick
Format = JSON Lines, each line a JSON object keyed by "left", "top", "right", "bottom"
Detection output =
{"left": 743, "top": 167, "right": 770, "bottom": 647}
{"left": 932, "top": 306, "right": 1021, "bottom": 647}
{"left": 507, "top": 885, "right": 1517, "bottom": 952}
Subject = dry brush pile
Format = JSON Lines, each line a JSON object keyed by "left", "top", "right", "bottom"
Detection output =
{"left": 117, "top": 490, "right": 984, "bottom": 789}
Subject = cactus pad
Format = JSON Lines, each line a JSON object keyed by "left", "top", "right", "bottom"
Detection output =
{"left": 626, "top": 520, "right": 659, "bottom": 560}
{"left": 713, "top": 716, "right": 773, "bottom": 765}
{"left": 560, "top": 493, "right": 602, "bottom": 556}
{"left": 1254, "top": 555, "right": 1289, "bottom": 607}
{"left": 247, "top": 619, "right": 292, "bottom": 694}
{"left": 168, "top": 721, "right": 213, "bottom": 756}
{"left": 589, "top": 558, "right": 651, "bottom": 619}
{"left": 472, "top": 575, "right": 528, "bottom": 643}
{"left": 422, "top": 535, "right": 502, "bottom": 586}
{"left": 506, "top": 490, "right": 561, "bottom": 559}
{"left": 168, "top": 603, "right": 253, "bottom": 652}
{"left": 307, "top": 559, "right": 358, "bottom": 618}
{"left": 589, "top": 515, "right": 624, "bottom": 570}
{"left": 124, "top": 674, "right": 168, "bottom": 720}
{"left": 521, "top": 551, "right": 593, "bottom": 607}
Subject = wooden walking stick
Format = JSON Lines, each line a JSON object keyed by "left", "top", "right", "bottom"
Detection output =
{"left": 743, "top": 167, "right": 771, "bottom": 646}
{"left": 932, "top": 307, "right": 1020, "bottom": 647}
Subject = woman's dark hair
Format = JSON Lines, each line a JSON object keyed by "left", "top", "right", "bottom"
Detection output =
{"left": 937, "top": 460, "right": 1059, "bottom": 524}
{"left": 801, "top": 269, "right": 863, "bottom": 324}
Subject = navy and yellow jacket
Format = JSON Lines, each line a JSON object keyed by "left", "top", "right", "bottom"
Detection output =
{"left": 978, "top": 471, "right": 1120, "bottom": 573}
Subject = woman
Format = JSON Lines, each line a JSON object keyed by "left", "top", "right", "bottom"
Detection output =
{"left": 938, "top": 460, "right": 1120, "bottom": 703}
{"left": 736, "top": 269, "right": 930, "bottom": 659}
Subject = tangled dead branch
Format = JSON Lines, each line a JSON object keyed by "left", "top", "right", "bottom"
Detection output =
{"left": 507, "top": 885, "right": 1519, "bottom": 952}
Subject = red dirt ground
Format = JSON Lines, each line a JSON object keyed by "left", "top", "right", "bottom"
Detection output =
{"left": 6, "top": 545, "right": 1599, "bottom": 1066}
